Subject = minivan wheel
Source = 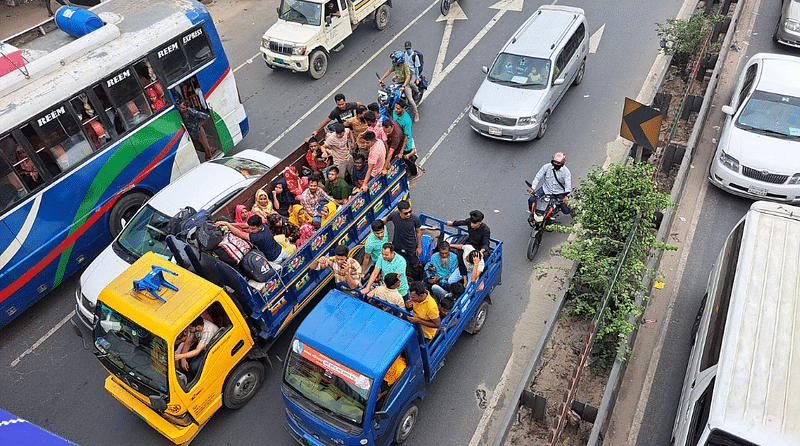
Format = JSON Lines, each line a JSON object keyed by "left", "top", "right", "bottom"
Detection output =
{"left": 573, "top": 60, "right": 586, "bottom": 85}
{"left": 536, "top": 111, "right": 550, "bottom": 139}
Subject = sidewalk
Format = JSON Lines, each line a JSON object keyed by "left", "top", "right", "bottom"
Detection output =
{"left": 1, "top": 0, "right": 53, "bottom": 39}
{"left": 601, "top": 0, "right": 760, "bottom": 444}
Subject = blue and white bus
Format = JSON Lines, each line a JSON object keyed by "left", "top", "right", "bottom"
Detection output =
{"left": 0, "top": 0, "right": 249, "bottom": 327}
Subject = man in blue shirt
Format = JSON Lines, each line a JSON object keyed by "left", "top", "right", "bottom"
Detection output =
{"left": 216, "top": 215, "right": 288, "bottom": 263}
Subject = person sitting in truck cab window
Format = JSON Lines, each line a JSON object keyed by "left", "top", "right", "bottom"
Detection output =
{"left": 175, "top": 316, "right": 219, "bottom": 376}
{"left": 377, "top": 354, "right": 407, "bottom": 404}
{"left": 325, "top": 0, "right": 340, "bottom": 18}
{"left": 405, "top": 281, "right": 441, "bottom": 340}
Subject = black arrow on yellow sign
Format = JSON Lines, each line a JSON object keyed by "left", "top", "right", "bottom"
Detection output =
{"left": 620, "top": 97, "right": 662, "bottom": 151}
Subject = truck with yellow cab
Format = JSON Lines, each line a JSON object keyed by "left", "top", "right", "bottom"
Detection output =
{"left": 80, "top": 152, "right": 409, "bottom": 444}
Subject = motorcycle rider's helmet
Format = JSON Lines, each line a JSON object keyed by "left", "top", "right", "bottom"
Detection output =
{"left": 552, "top": 152, "right": 566, "bottom": 165}
{"left": 391, "top": 51, "right": 405, "bottom": 66}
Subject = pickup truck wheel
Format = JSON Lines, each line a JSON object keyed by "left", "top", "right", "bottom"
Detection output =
{"left": 308, "top": 50, "right": 328, "bottom": 79}
{"left": 394, "top": 403, "right": 418, "bottom": 444}
{"left": 222, "top": 360, "right": 264, "bottom": 409}
{"left": 109, "top": 191, "right": 148, "bottom": 237}
{"left": 465, "top": 301, "right": 489, "bottom": 334}
{"left": 374, "top": 5, "right": 390, "bottom": 30}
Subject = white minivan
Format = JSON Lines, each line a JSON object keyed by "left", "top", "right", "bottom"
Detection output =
{"left": 74, "top": 150, "right": 280, "bottom": 332}
{"left": 671, "top": 201, "right": 800, "bottom": 446}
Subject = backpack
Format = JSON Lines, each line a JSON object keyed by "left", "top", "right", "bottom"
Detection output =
{"left": 166, "top": 207, "right": 196, "bottom": 236}
{"left": 214, "top": 233, "right": 252, "bottom": 266}
{"left": 412, "top": 50, "right": 424, "bottom": 75}
{"left": 179, "top": 209, "right": 210, "bottom": 233}
{"left": 418, "top": 235, "right": 436, "bottom": 265}
{"left": 193, "top": 220, "right": 225, "bottom": 251}
{"left": 240, "top": 249, "right": 276, "bottom": 282}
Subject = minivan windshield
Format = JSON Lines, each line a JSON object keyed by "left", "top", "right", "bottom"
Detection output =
{"left": 735, "top": 90, "right": 800, "bottom": 139}
{"left": 278, "top": 0, "right": 322, "bottom": 26}
{"left": 488, "top": 53, "right": 550, "bottom": 88}
{"left": 283, "top": 340, "right": 373, "bottom": 427}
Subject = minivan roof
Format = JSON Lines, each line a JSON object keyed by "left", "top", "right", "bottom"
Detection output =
{"left": 710, "top": 201, "right": 800, "bottom": 444}
{"left": 751, "top": 53, "right": 800, "bottom": 96}
{"left": 504, "top": 5, "right": 584, "bottom": 58}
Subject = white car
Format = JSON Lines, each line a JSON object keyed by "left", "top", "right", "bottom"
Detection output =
{"left": 74, "top": 150, "right": 280, "bottom": 331}
{"left": 709, "top": 53, "right": 800, "bottom": 202}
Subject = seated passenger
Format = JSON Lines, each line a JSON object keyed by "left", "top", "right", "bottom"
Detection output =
{"left": 350, "top": 154, "right": 369, "bottom": 189}
{"left": 265, "top": 213, "right": 300, "bottom": 244}
{"left": 404, "top": 281, "right": 441, "bottom": 341}
{"left": 148, "top": 88, "right": 165, "bottom": 111}
{"left": 323, "top": 166, "right": 351, "bottom": 205}
{"left": 305, "top": 139, "right": 330, "bottom": 177}
{"left": 288, "top": 205, "right": 316, "bottom": 246}
{"left": 310, "top": 244, "right": 362, "bottom": 291}
{"left": 361, "top": 243, "right": 409, "bottom": 299}
{"left": 320, "top": 202, "right": 337, "bottom": 227}
{"left": 271, "top": 178, "right": 298, "bottom": 217}
{"left": 462, "top": 245, "right": 485, "bottom": 291}
{"left": 14, "top": 145, "right": 43, "bottom": 190}
{"left": 425, "top": 241, "right": 460, "bottom": 291}
{"left": 251, "top": 189, "right": 276, "bottom": 220}
{"left": 361, "top": 220, "right": 389, "bottom": 273}
{"left": 366, "top": 272, "right": 404, "bottom": 311}
{"left": 175, "top": 316, "right": 219, "bottom": 376}
{"left": 299, "top": 176, "right": 335, "bottom": 226}
{"left": 216, "top": 215, "right": 288, "bottom": 264}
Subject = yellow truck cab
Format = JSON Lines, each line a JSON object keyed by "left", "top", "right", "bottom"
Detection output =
{"left": 94, "top": 252, "right": 259, "bottom": 444}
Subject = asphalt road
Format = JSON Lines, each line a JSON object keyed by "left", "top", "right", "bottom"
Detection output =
{"left": 635, "top": 0, "right": 800, "bottom": 444}
{"left": 0, "top": 0, "right": 688, "bottom": 445}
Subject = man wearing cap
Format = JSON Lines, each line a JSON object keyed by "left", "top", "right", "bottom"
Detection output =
{"left": 403, "top": 41, "right": 422, "bottom": 88}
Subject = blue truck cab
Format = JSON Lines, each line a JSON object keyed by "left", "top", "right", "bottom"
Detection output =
{"left": 282, "top": 215, "right": 502, "bottom": 446}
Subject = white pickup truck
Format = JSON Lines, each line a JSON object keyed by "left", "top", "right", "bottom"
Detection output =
{"left": 260, "top": 0, "right": 392, "bottom": 79}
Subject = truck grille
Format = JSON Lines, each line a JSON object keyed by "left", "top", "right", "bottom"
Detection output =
{"left": 269, "top": 41, "right": 293, "bottom": 56}
{"left": 479, "top": 112, "right": 517, "bottom": 127}
{"left": 741, "top": 166, "right": 788, "bottom": 184}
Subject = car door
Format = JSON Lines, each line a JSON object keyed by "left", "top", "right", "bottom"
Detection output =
{"left": 323, "top": 0, "right": 352, "bottom": 48}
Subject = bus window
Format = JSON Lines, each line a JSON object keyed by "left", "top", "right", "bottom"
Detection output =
{"left": 93, "top": 85, "right": 126, "bottom": 135}
{"left": 0, "top": 134, "right": 44, "bottom": 191}
{"left": 155, "top": 37, "right": 189, "bottom": 85}
{"left": 101, "top": 65, "right": 153, "bottom": 131}
{"left": 0, "top": 136, "right": 29, "bottom": 210}
{"left": 69, "top": 95, "right": 109, "bottom": 151}
{"left": 31, "top": 103, "right": 94, "bottom": 174}
{"left": 182, "top": 27, "right": 214, "bottom": 70}
{"left": 136, "top": 60, "right": 169, "bottom": 112}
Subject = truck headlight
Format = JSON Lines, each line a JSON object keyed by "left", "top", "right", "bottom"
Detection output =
{"left": 784, "top": 18, "right": 800, "bottom": 32}
{"left": 718, "top": 151, "right": 739, "bottom": 172}
{"left": 292, "top": 46, "right": 306, "bottom": 56}
{"left": 788, "top": 173, "right": 800, "bottom": 185}
{"left": 470, "top": 106, "right": 479, "bottom": 117}
{"left": 162, "top": 410, "right": 194, "bottom": 427}
{"left": 518, "top": 116, "right": 537, "bottom": 126}
{"left": 262, "top": 38, "right": 270, "bottom": 48}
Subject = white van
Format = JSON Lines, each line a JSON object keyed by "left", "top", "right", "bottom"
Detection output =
{"left": 671, "top": 201, "right": 800, "bottom": 446}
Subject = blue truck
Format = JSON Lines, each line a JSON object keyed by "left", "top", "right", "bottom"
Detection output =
{"left": 281, "top": 214, "right": 503, "bottom": 446}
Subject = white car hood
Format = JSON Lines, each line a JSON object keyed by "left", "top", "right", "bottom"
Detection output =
{"left": 263, "top": 20, "right": 321, "bottom": 46}
{"left": 472, "top": 80, "right": 545, "bottom": 118}
{"left": 722, "top": 125, "right": 800, "bottom": 174}
{"left": 79, "top": 245, "right": 142, "bottom": 304}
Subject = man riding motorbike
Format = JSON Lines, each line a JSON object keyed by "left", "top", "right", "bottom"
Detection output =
{"left": 379, "top": 51, "right": 421, "bottom": 123}
{"left": 528, "top": 152, "right": 572, "bottom": 216}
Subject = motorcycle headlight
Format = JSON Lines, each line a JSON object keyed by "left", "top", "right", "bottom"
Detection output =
{"left": 785, "top": 18, "right": 800, "bottom": 32}
{"left": 788, "top": 173, "right": 800, "bottom": 185}
{"left": 533, "top": 214, "right": 545, "bottom": 223}
{"left": 517, "top": 116, "right": 536, "bottom": 126}
{"left": 292, "top": 46, "right": 306, "bottom": 56}
{"left": 470, "top": 106, "right": 479, "bottom": 117}
{"left": 718, "top": 151, "right": 739, "bottom": 172}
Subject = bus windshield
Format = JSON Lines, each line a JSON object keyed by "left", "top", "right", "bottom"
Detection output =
{"left": 278, "top": 0, "right": 322, "bottom": 26}
{"left": 93, "top": 302, "right": 169, "bottom": 394}
{"left": 284, "top": 340, "right": 372, "bottom": 427}
{"left": 115, "top": 205, "right": 172, "bottom": 260}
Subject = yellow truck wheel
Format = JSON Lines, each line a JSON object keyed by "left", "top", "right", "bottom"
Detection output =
{"left": 222, "top": 360, "right": 265, "bottom": 409}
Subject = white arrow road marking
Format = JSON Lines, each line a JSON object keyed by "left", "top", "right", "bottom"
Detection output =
{"left": 590, "top": 23, "right": 605, "bottom": 54}
{"left": 489, "top": 0, "right": 525, "bottom": 12}
{"left": 432, "top": 2, "right": 468, "bottom": 83}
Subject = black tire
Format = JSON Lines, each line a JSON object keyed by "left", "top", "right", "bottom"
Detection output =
{"left": 394, "top": 403, "right": 419, "bottom": 444}
{"left": 536, "top": 111, "right": 550, "bottom": 139}
{"left": 573, "top": 60, "right": 585, "bottom": 85}
{"left": 222, "top": 360, "right": 265, "bottom": 409}
{"left": 109, "top": 191, "right": 148, "bottom": 237}
{"left": 374, "top": 5, "right": 390, "bottom": 30}
{"left": 440, "top": 0, "right": 451, "bottom": 16}
{"left": 308, "top": 50, "right": 328, "bottom": 80}
{"left": 773, "top": 24, "right": 780, "bottom": 43}
{"left": 465, "top": 301, "right": 489, "bottom": 334}
{"left": 526, "top": 234, "right": 540, "bottom": 260}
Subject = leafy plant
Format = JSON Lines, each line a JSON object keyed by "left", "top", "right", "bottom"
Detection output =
{"left": 559, "top": 162, "right": 674, "bottom": 370}
{"left": 656, "top": 11, "right": 723, "bottom": 80}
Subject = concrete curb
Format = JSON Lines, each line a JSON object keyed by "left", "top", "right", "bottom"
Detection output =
{"left": 586, "top": 0, "right": 746, "bottom": 443}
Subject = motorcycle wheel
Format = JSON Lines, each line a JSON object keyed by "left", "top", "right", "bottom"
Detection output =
{"left": 527, "top": 233, "right": 541, "bottom": 260}
{"left": 440, "top": 0, "right": 451, "bottom": 16}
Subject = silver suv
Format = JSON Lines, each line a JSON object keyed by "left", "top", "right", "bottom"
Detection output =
{"left": 468, "top": 5, "right": 588, "bottom": 141}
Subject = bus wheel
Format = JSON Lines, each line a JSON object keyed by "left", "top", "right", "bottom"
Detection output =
{"left": 465, "top": 301, "right": 489, "bottom": 334}
{"left": 223, "top": 360, "right": 265, "bottom": 409}
{"left": 109, "top": 191, "right": 148, "bottom": 237}
{"left": 394, "top": 403, "right": 418, "bottom": 444}
{"left": 308, "top": 50, "right": 328, "bottom": 80}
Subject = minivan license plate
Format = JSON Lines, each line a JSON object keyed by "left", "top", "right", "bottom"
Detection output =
{"left": 747, "top": 185, "right": 768, "bottom": 196}
{"left": 488, "top": 126, "right": 503, "bottom": 136}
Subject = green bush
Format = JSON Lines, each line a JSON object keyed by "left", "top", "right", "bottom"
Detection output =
{"left": 656, "top": 11, "right": 722, "bottom": 80}
{"left": 560, "top": 162, "right": 674, "bottom": 370}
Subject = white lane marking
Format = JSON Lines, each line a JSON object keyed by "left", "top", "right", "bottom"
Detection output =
{"left": 590, "top": 23, "right": 605, "bottom": 54}
{"left": 234, "top": 54, "right": 259, "bottom": 73}
{"left": 11, "top": 310, "right": 75, "bottom": 367}
{"left": 0, "top": 195, "right": 41, "bottom": 270}
{"left": 418, "top": 104, "right": 470, "bottom": 167}
{"left": 432, "top": 2, "right": 468, "bottom": 84}
{"left": 489, "top": 0, "right": 525, "bottom": 12}
{"left": 262, "top": 0, "right": 440, "bottom": 153}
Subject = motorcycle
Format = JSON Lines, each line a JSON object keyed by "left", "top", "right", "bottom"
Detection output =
{"left": 376, "top": 72, "right": 426, "bottom": 121}
{"left": 525, "top": 181, "right": 561, "bottom": 260}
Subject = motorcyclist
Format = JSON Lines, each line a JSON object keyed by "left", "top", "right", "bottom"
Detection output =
{"left": 528, "top": 152, "right": 572, "bottom": 215}
{"left": 379, "top": 51, "right": 421, "bottom": 123}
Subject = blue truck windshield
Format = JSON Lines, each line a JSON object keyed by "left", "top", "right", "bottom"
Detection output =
{"left": 284, "top": 340, "right": 373, "bottom": 426}
{"left": 93, "top": 302, "right": 169, "bottom": 394}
